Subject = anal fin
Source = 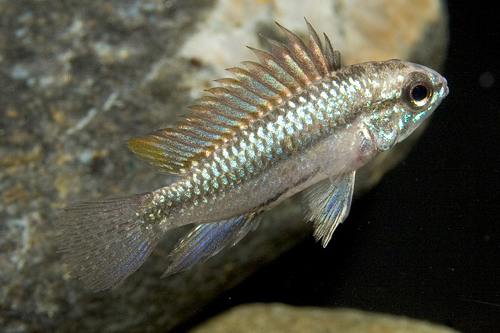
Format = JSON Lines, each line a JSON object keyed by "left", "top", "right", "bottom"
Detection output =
{"left": 302, "top": 171, "right": 355, "bottom": 247}
{"left": 162, "top": 211, "right": 262, "bottom": 277}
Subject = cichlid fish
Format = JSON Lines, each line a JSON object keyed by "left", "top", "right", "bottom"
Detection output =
{"left": 57, "top": 20, "right": 448, "bottom": 291}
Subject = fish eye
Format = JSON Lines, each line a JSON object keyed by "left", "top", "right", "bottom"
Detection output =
{"left": 403, "top": 72, "right": 434, "bottom": 111}
{"left": 410, "top": 82, "right": 430, "bottom": 106}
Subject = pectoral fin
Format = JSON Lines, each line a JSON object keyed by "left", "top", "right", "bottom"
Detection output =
{"left": 162, "top": 211, "right": 262, "bottom": 277}
{"left": 302, "top": 171, "right": 355, "bottom": 247}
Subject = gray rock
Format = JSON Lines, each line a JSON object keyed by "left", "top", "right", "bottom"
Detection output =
{"left": 189, "top": 303, "right": 461, "bottom": 333}
{"left": 0, "top": 0, "right": 448, "bottom": 331}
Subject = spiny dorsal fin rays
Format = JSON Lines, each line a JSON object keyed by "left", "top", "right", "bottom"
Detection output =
{"left": 323, "top": 32, "right": 342, "bottom": 71}
{"left": 240, "top": 52, "right": 296, "bottom": 97}
{"left": 176, "top": 120, "right": 226, "bottom": 142}
{"left": 204, "top": 86, "right": 272, "bottom": 112}
{"left": 304, "top": 19, "right": 330, "bottom": 75}
{"left": 127, "top": 21, "right": 342, "bottom": 175}
{"left": 215, "top": 76, "right": 282, "bottom": 106}
{"left": 189, "top": 103, "right": 250, "bottom": 123}
{"left": 212, "top": 78, "right": 277, "bottom": 107}
{"left": 262, "top": 36, "right": 312, "bottom": 87}
{"left": 275, "top": 22, "right": 322, "bottom": 81}
{"left": 238, "top": 61, "right": 291, "bottom": 102}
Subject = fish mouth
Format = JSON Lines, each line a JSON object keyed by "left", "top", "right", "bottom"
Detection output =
{"left": 442, "top": 85, "right": 450, "bottom": 98}
{"left": 438, "top": 74, "right": 449, "bottom": 98}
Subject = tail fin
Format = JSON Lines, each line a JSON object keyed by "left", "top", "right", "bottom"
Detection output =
{"left": 56, "top": 192, "right": 165, "bottom": 291}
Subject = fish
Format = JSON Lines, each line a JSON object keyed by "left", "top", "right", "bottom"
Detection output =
{"left": 56, "top": 20, "right": 449, "bottom": 291}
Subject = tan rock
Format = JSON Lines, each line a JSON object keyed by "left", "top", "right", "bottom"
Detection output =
{"left": 190, "top": 303, "right": 460, "bottom": 333}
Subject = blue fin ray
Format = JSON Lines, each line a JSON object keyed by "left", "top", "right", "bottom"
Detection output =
{"left": 161, "top": 212, "right": 262, "bottom": 277}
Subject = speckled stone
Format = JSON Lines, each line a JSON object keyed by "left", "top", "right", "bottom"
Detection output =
{"left": 190, "top": 303, "right": 461, "bottom": 333}
{"left": 0, "top": 0, "right": 448, "bottom": 332}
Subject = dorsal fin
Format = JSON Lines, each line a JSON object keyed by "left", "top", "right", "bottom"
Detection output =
{"left": 127, "top": 19, "right": 342, "bottom": 175}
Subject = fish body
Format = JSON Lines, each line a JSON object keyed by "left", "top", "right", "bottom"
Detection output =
{"left": 57, "top": 21, "right": 448, "bottom": 291}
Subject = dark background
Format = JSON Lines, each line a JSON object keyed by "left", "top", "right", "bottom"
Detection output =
{"left": 184, "top": 2, "right": 500, "bottom": 333}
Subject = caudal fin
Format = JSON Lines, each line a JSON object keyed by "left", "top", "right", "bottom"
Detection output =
{"left": 56, "top": 192, "right": 165, "bottom": 291}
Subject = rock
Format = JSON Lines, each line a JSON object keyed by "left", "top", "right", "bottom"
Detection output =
{"left": 189, "top": 303, "right": 460, "bottom": 333}
{"left": 0, "top": 0, "right": 448, "bottom": 332}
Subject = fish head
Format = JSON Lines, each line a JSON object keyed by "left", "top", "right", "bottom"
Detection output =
{"left": 393, "top": 61, "right": 449, "bottom": 143}
{"left": 363, "top": 60, "right": 449, "bottom": 151}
